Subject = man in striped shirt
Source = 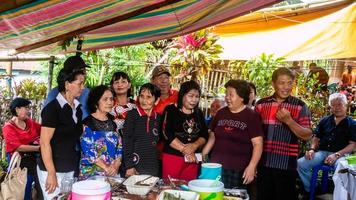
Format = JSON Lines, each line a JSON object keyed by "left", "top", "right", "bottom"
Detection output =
{"left": 255, "top": 67, "right": 312, "bottom": 200}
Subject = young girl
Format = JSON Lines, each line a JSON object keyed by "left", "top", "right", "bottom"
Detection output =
{"left": 162, "top": 80, "right": 208, "bottom": 181}
{"left": 123, "top": 83, "right": 161, "bottom": 177}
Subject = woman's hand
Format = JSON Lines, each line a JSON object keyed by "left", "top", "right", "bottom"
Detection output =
{"left": 45, "top": 172, "right": 58, "bottom": 194}
{"left": 242, "top": 164, "right": 256, "bottom": 185}
{"left": 106, "top": 160, "right": 121, "bottom": 177}
{"left": 182, "top": 143, "right": 198, "bottom": 155}
{"left": 105, "top": 165, "right": 118, "bottom": 177}
{"left": 125, "top": 168, "right": 138, "bottom": 177}
{"left": 113, "top": 159, "right": 121, "bottom": 171}
{"left": 184, "top": 153, "right": 197, "bottom": 163}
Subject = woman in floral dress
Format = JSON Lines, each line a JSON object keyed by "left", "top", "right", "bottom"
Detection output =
{"left": 80, "top": 85, "right": 122, "bottom": 179}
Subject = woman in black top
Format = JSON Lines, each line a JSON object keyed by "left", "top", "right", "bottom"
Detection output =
{"left": 162, "top": 80, "right": 208, "bottom": 181}
{"left": 37, "top": 67, "right": 85, "bottom": 199}
{"left": 123, "top": 83, "right": 161, "bottom": 177}
{"left": 80, "top": 85, "right": 122, "bottom": 180}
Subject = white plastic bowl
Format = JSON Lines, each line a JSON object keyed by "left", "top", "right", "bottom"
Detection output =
{"left": 71, "top": 180, "right": 111, "bottom": 200}
{"left": 158, "top": 189, "right": 200, "bottom": 200}
{"left": 123, "top": 175, "right": 159, "bottom": 195}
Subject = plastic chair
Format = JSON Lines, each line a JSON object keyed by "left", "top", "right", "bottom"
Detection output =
{"left": 309, "top": 163, "right": 335, "bottom": 200}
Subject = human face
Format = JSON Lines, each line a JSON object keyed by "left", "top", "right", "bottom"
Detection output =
{"left": 272, "top": 74, "right": 294, "bottom": 102}
{"left": 66, "top": 74, "right": 85, "bottom": 98}
{"left": 112, "top": 77, "right": 131, "bottom": 96}
{"left": 182, "top": 89, "right": 200, "bottom": 111}
{"left": 210, "top": 100, "right": 222, "bottom": 117}
{"left": 330, "top": 99, "right": 347, "bottom": 118}
{"left": 138, "top": 89, "right": 156, "bottom": 114}
{"left": 152, "top": 74, "right": 170, "bottom": 95}
{"left": 225, "top": 87, "right": 244, "bottom": 112}
{"left": 16, "top": 106, "right": 30, "bottom": 120}
{"left": 97, "top": 90, "right": 114, "bottom": 114}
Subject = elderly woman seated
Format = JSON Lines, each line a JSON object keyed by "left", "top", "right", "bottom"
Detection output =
{"left": 297, "top": 93, "right": 356, "bottom": 196}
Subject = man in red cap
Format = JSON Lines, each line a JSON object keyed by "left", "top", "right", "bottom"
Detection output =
{"left": 151, "top": 65, "right": 178, "bottom": 115}
{"left": 151, "top": 65, "right": 178, "bottom": 175}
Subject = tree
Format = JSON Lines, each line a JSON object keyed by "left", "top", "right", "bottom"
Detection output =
{"left": 240, "top": 53, "right": 285, "bottom": 98}
{"left": 169, "top": 29, "right": 223, "bottom": 81}
{"left": 43, "top": 43, "right": 165, "bottom": 95}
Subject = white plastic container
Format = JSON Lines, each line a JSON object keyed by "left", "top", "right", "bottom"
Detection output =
{"left": 71, "top": 180, "right": 111, "bottom": 200}
{"left": 123, "top": 175, "right": 159, "bottom": 195}
{"left": 158, "top": 189, "right": 199, "bottom": 200}
{"left": 188, "top": 179, "right": 224, "bottom": 200}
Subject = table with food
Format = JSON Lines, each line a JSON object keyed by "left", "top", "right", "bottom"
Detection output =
{"left": 53, "top": 174, "right": 249, "bottom": 200}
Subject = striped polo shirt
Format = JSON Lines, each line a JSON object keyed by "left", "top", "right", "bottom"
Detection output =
{"left": 255, "top": 95, "right": 311, "bottom": 170}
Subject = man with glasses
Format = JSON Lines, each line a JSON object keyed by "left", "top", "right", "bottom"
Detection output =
{"left": 43, "top": 56, "right": 90, "bottom": 119}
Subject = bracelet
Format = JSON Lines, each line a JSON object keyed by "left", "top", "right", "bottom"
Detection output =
{"left": 334, "top": 152, "right": 341, "bottom": 158}
{"left": 308, "top": 148, "right": 315, "bottom": 151}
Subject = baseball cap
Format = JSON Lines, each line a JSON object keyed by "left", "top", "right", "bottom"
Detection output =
{"left": 151, "top": 65, "right": 171, "bottom": 78}
{"left": 10, "top": 97, "right": 31, "bottom": 111}
{"left": 63, "top": 56, "right": 90, "bottom": 71}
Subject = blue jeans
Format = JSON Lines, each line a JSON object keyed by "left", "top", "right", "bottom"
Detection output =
{"left": 297, "top": 150, "right": 340, "bottom": 192}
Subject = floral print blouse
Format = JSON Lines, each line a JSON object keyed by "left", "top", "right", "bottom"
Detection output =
{"left": 79, "top": 115, "right": 122, "bottom": 179}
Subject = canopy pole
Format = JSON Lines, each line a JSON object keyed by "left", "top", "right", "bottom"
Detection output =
{"left": 0, "top": 56, "right": 52, "bottom": 62}
{"left": 47, "top": 56, "right": 55, "bottom": 95}
{"left": 5, "top": 61, "right": 13, "bottom": 98}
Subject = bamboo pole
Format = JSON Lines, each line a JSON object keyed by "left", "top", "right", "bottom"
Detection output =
{"left": 0, "top": 56, "right": 52, "bottom": 62}
{"left": 5, "top": 61, "right": 13, "bottom": 98}
{"left": 47, "top": 56, "right": 55, "bottom": 95}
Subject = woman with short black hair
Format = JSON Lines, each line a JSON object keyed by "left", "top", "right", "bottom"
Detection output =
{"left": 162, "top": 80, "right": 208, "bottom": 181}
{"left": 37, "top": 67, "right": 85, "bottom": 199}
{"left": 110, "top": 71, "right": 136, "bottom": 131}
{"left": 80, "top": 85, "right": 122, "bottom": 180}
{"left": 204, "top": 79, "right": 263, "bottom": 198}
{"left": 2, "top": 97, "right": 41, "bottom": 200}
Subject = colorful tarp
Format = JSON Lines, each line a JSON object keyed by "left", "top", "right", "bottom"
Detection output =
{"left": 0, "top": 0, "right": 281, "bottom": 54}
{"left": 214, "top": 1, "right": 356, "bottom": 60}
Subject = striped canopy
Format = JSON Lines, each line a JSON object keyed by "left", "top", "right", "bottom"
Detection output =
{"left": 0, "top": 0, "right": 281, "bottom": 55}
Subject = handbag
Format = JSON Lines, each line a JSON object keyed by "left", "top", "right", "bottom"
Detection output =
{"left": 0, "top": 151, "right": 27, "bottom": 200}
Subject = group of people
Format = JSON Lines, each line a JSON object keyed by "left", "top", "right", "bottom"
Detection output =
{"left": 2, "top": 55, "right": 356, "bottom": 200}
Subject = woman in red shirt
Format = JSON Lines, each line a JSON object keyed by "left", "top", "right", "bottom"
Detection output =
{"left": 2, "top": 97, "right": 41, "bottom": 200}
